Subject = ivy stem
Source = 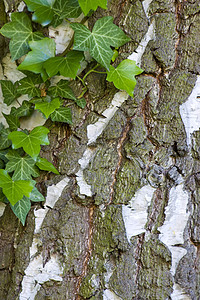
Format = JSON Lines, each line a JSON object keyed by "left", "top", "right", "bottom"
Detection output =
{"left": 82, "top": 64, "right": 100, "bottom": 81}
{"left": 77, "top": 75, "right": 87, "bottom": 88}
{"left": 78, "top": 87, "right": 87, "bottom": 99}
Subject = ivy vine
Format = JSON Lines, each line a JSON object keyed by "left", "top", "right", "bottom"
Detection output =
{"left": 0, "top": 0, "right": 143, "bottom": 225}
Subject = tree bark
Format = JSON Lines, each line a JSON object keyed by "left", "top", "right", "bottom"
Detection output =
{"left": 0, "top": 0, "right": 200, "bottom": 299}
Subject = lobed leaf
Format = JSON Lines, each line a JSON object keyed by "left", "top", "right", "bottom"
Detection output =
{"left": 0, "top": 128, "right": 12, "bottom": 150}
{"left": 50, "top": 107, "right": 72, "bottom": 124}
{"left": 71, "top": 16, "right": 130, "bottom": 69}
{"left": 35, "top": 97, "right": 61, "bottom": 118}
{"left": 8, "top": 126, "right": 50, "bottom": 160}
{"left": 2, "top": 113, "right": 20, "bottom": 131}
{"left": 18, "top": 38, "right": 56, "bottom": 81}
{"left": 44, "top": 51, "right": 84, "bottom": 79}
{"left": 0, "top": 169, "right": 34, "bottom": 205}
{"left": 106, "top": 59, "right": 143, "bottom": 96}
{"left": 0, "top": 12, "right": 43, "bottom": 60}
{"left": 0, "top": 80, "right": 19, "bottom": 106}
{"left": 48, "top": 80, "right": 76, "bottom": 100}
{"left": 6, "top": 150, "right": 40, "bottom": 180}
{"left": 17, "top": 75, "right": 42, "bottom": 98}
{"left": 78, "top": 0, "right": 107, "bottom": 15}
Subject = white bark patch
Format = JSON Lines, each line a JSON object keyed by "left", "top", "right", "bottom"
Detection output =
{"left": 142, "top": 0, "right": 154, "bottom": 17}
{"left": 158, "top": 184, "right": 191, "bottom": 298}
{"left": 87, "top": 91, "right": 129, "bottom": 145}
{"left": 122, "top": 185, "right": 155, "bottom": 242}
{"left": 171, "top": 283, "right": 192, "bottom": 300}
{"left": 180, "top": 75, "right": 200, "bottom": 146}
{"left": 103, "top": 289, "right": 122, "bottom": 300}
{"left": 49, "top": 22, "right": 74, "bottom": 54}
{"left": 20, "top": 177, "right": 69, "bottom": 300}
{"left": 0, "top": 202, "right": 6, "bottom": 217}
{"left": 128, "top": 20, "right": 155, "bottom": 67}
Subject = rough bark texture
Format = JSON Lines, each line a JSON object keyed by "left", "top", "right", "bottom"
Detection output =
{"left": 0, "top": 0, "right": 200, "bottom": 299}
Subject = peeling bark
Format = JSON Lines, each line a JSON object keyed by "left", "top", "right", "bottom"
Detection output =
{"left": 0, "top": 0, "right": 200, "bottom": 299}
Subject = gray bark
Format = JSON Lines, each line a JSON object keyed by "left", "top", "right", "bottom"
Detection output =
{"left": 0, "top": 0, "right": 200, "bottom": 299}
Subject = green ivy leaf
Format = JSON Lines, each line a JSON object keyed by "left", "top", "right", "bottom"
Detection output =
{"left": 48, "top": 80, "right": 76, "bottom": 100}
{"left": 71, "top": 16, "right": 130, "bottom": 69}
{"left": 10, "top": 196, "right": 31, "bottom": 225}
{"left": 24, "top": 0, "right": 81, "bottom": 27}
{"left": 35, "top": 97, "right": 60, "bottom": 118}
{"left": 18, "top": 38, "right": 56, "bottom": 80}
{"left": 0, "top": 169, "right": 34, "bottom": 205}
{"left": 50, "top": 107, "right": 72, "bottom": 124}
{"left": 75, "top": 97, "right": 86, "bottom": 108}
{"left": 0, "top": 12, "right": 44, "bottom": 60}
{"left": 36, "top": 157, "right": 59, "bottom": 174}
{"left": 78, "top": 0, "right": 107, "bottom": 15}
{"left": 2, "top": 113, "right": 20, "bottom": 131}
{"left": 0, "top": 128, "right": 12, "bottom": 150}
{"left": 52, "top": 0, "right": 82, "bottom": 27}
{"left": 29, "top": 186, "right": 45, "bottom": 202}
{"left": 106, "top": 59, "right": 143, "bottom": 96}
{"left": 12, "top": 101, "right": 34, "bottom": 118}
{"left": 44, "top": 51, "right": 84, "bottom": 78}
{"left": 17, "top": 75, "right": 42, "bottom": 98}
{"left": 0, "top": 188, "right": 7, "bottom": 203}
{"left": 0, "top": 80, "right": 19, "bottom": 106}
{"left": 5, "top": 150, "right": 40, "bottom": 180}
{"left": 8, "top": 126, "right": 49, "bottom": 160}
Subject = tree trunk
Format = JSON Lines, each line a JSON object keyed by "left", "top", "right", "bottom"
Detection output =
{"left": 0, "top": 0, "right": 200, "bottom": 299}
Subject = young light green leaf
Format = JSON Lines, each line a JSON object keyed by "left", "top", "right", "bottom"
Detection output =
{"left": 5, "top": 150, "right": 40, "bottom": 180}
{"left": 8, "top": 126, "right": 50, "bottom": 160}
{"left": 0, "top": 169, "right": 34, "bottom": 205}
{"left": 48, "top": 80, "right": 76, "bottom": 100}
{"left": 71, "top": 16, "right": 130, "bottom": 69}
{"left": 0, "top": 12, "right": 44, "bottom": 60}
{"left": 35, "top": 97, "right": 60, "bottom": 118}
{"left": 78, "top": 0, "right": 107, "bottom": 15}
{"left": 10, "top": 196, "right": 31, "bottom": 225}
{"left": 44, "top": 51, "right": 84, "bottom": 78}
{"left": 0, "top": 128, "right": 12, "bottom": 150}
{"left": 0, "top": 80, "right": 19, "bottom": 106}
{"left": 36, "top": 157, "right": 59, "bottom": 174}
{"left": 2, "top": 113, "right": 20, "bottom": 131}
{"left": 17, "top": 76, "right": 42, "bottom": 98}
{"left": 12, "top": 101, "right": 34, "bottom": 118}
{"left": 106, "top": 59, "right": 143, "bottom": 96}
{"left": 18, "top": 38, "right": 56, "bottom": 80}
{"left": 50, "top": 107, "right": 72, "bottom": 124}
{"left": 28, "top": 186, "right": 45, "bottom": 202}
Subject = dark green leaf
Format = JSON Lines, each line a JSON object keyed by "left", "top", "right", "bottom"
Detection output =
{"left": 48, "top": 80, "right": 76, "bottom": 100}
{"left": 8, "top": 126, "right": 49, "bottom": 160}
{"left": 52, "top": 0, "right": 81, "bottom": 27}
{"left": 36, "top": 157, "right": 59, "bottom": 174}
{"left": 5, "top": 150, "right": 40, "bottom": 180}
{"left": 0, "top": 159, "right": 4, "bottom": 169}
{"left": 44, "top": 51, "right": 84, "bottom": 78}
{"left": 75, "top": 97, "right": 86, "bottom": 108}
{"left": 0, "top": 12, "right": 44, "bottom": 60}
{"left": 35, "top": 97, "right": 60, "bottom": 118}
{"left": 50, "top": 107, "right": 72, "bottom": 124}
{"left": 10, "top": 196, "right": 31, "bottom": 225}
{"left": 24, "top": 0, "right": 55, "bottom": 26}
{"left": 0, "top": 80, "right": 19, "bottom": 106}
{"left": 2, "top": 113, "right": 20, "bottom": 131}
{"left": 12, "top": 101, "right": 34, "bottom": 118}
{"left": 0, "top": 169, "right": 34, "bottom": 205}
{"left": 0, "top": 128, "right": 12, "bottom": 150}
{"left": 29, "top": 186, "right": 45, "bottom": 202}
{"left": 0, "top": 188, "right": 7, "bottom": 203}
{"left": 78, "top": 0, "right": 107, "bottom": 15}
{"left": 18, "top": 38, "right": 56, "bottom": 80}
{"left": 17, "top": 76, "right": 42, "bottom": 98}
{"left": 106, "top": 59, "right": 143, "bottom": 96}
{"left": 71, "top": 16, "right": 130, "bottom": 69}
